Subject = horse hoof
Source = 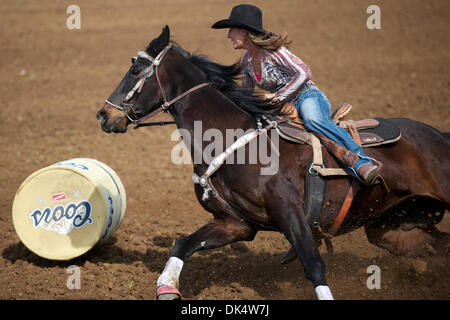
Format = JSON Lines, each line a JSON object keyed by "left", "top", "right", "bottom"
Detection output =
{"left": 156, "top": 285, "right": 182, "bottom": 300}
{"left": 158, "top": 293, "right": 181, "bottom": 300}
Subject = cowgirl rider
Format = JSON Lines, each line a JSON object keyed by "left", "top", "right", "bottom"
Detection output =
{"left": 212, "top": 4, "right": 382, "bottom": 184}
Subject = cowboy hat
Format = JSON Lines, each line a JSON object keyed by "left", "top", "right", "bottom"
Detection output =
{"left": 211, "top": 4, "right": 270, "bottom": 35}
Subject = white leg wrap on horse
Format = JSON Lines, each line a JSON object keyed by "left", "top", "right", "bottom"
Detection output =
{"left": 315, "top": 285, "right": 334, "bottom": 300}
{"left": 157, "top": 257, "right": 184, "bottom": 288}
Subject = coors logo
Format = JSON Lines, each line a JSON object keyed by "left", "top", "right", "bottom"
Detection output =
{"left": 29, "top": 200, "right": 93, "bottom": 235}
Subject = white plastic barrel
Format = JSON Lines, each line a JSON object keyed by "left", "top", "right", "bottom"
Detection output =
{"left": 12, "top": 158, "right": 127, "bottom": 260}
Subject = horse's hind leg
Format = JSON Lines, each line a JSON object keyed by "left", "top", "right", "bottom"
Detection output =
{"left": 365, "top": 223, "right": 436, "bottom": 256}
{"left": 365, "top": 217, "right": 449, "bottom": 256}
{"left": 156, "top": 217, "right": 256, "bottom": 300}
{"left": 365, "top": 196, "right": 449, "bottom": 256}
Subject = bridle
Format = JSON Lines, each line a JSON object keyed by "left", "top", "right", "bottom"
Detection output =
{"left": 104, "top": 45, "right": 209, "bottom": 129}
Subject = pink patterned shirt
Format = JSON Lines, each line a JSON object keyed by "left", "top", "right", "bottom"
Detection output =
{"left": 241, "top": 46, "right": 315, "bottom": 103}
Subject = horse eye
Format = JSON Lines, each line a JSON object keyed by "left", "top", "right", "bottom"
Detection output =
{"left": 131, "top": 57, "right": 136, "bottom": 64}
{"left": 130, "top": 67, "right": 140, "bottom": 75}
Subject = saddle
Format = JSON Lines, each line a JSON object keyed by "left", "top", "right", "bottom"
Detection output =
{"left": 275, "top": 102, "right": 401, "bottom": 147}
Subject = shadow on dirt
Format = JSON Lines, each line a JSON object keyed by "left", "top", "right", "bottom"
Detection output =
{"left": 3, "top": 234, "right": 449, "bottom": 299}
{"left": 2, "top": 237, "right": 161, "bottom": 269}
{"left": 1, "top": 238, "right": 308, "bottom": 298}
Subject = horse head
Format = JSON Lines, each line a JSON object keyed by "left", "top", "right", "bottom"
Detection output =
{"left": 97, "top": 25, "right": 175, "bottom": 133}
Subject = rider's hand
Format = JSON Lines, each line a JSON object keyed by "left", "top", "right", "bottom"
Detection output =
{"left": 264, "top": 93, "right": 277, "bottom": 102}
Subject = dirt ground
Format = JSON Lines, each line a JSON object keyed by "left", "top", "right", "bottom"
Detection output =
{"left": 0, "top": 0, "right": 449, "bottom": 300}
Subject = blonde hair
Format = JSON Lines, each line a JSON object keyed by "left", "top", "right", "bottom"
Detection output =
{"left": 247, "top": 31, "right": 292, "bottom": 51}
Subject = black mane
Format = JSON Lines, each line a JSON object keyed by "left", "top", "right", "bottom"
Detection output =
{"left": 168, "top": 45, "right": 282, "bottom": 115}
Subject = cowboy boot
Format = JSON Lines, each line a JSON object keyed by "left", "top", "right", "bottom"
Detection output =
{"left": 357, "top": 162, "right": 382, "bottom": 185}
{"left": 331, "top": 102, "right": 352, "bottom": 122}
{"left": 317, "top": 134, "right": 382, "bottom": 185}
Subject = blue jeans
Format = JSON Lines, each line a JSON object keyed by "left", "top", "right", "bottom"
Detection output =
{"left": 293, "top": 84, "right": 372, "bottom": 178}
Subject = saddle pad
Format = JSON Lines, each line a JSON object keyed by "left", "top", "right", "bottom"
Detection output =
{"left": 269, "top": 115, "right": 401, "bottom": 147}
{"left": 358, "top": 117, "right": 401, "bottom": 147}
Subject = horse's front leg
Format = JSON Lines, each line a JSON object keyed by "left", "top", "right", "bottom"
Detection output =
{"left": 156, "top": 217, "right": 257, "bottom": 300}
{"left": 266, "top": 182, "right": 333, "bottom": 300}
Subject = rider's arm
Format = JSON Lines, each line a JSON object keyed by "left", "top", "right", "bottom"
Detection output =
{"left": 271, "top": 47, "right": 312, "bottom": 103}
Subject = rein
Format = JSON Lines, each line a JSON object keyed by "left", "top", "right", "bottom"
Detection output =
{"left": 105, "top": 45, "right": 209, "bottom": 129}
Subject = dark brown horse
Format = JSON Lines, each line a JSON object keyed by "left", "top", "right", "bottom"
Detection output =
{"left": 97, "top": 26, "right": 450, "bottom": 300}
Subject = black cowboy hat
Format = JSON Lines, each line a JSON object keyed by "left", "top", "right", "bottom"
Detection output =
{"left": 211, "top": 4, "right": 269, "bottom": 35}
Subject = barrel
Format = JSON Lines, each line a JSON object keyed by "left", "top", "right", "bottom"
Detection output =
{"left": 12, "top": 158, "right": 127, "bottom": 260}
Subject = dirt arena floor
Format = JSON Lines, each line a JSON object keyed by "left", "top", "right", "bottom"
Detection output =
{"left": 1, "top": 0, "right": 449, "bottom": 300}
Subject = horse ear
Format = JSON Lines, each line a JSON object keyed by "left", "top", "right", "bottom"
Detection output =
{"left": 160, "top": 25, "right": 170, "bottom": 45}
{"left": 146, "top": 25, "right": 170, "bottom": 56}
{"left": 147, "top": 25, "right": 170, "bottom": 56}
{"left": 155, "top": 25, "right": 170, "bottom": 51}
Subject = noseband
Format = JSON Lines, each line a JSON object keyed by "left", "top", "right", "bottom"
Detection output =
{"left": 105, "top": 45, "right": 209, "bottom": 129}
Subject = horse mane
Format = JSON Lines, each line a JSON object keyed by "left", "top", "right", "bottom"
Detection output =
{"left": 191, "top": 55, "right": 282, "bottom": 115}
{"left": 162, "top": 43, "right": 282, "bottom": 115}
